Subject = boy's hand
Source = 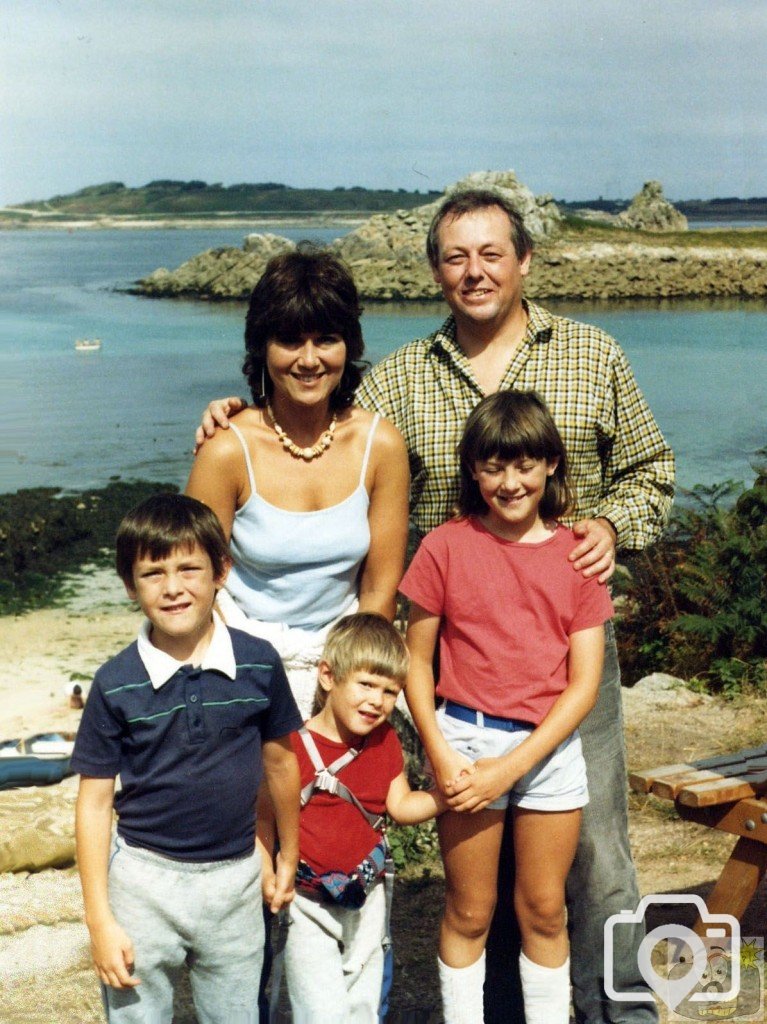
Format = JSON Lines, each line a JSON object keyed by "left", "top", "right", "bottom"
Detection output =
{"left": 89, "top": 916, "right": 141, "bottom": 989}
{"left": 268, "top": 851, "right": 297, "bottom": 914}
{"left": 445, "top": 757, "right": 514, "bottom": 813}
{"left": 193, "top": 396, "right": 248, "bottom": 453}
{"left": 261, "top": 856, "right": 277, "bottom": 907}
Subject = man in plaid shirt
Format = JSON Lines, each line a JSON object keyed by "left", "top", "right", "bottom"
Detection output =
{"left": 360, "top": 191, "right": 671, "bottom": 1024}
{"left": 198, "top": 190, "right": 672, "bottom": 1023}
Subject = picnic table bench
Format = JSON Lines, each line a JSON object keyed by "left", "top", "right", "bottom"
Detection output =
{"left": 630, "top": 744, "right": 767, "bottom": 929}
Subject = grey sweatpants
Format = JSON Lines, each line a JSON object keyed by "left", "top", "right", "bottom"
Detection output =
{"left": 103, "top": 837, "right": 264, "bottom": 1024}
{"left": 284, "top": 883, "right": 387, "bottom": 1023}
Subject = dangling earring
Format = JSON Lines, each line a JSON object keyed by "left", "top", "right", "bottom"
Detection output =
{"left": 261, "top": 364, "right": 267, "bottom": 399}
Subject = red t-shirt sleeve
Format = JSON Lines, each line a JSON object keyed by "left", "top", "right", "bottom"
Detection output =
{"left": 570, "top": 573, "right": 615, "bottom": 634}
{"left": 399, "top": 529, "right": 447, "bottom": 616}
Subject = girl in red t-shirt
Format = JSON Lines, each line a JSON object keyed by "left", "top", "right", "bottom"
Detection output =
{"left": 400, "top": 390, "right": 613, "bottom": 1024}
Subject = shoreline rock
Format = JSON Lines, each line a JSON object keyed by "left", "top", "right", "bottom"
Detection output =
{"left": 132, "top": 171, "right": 767, "bottom": 302}
{"left": 135, "top": 235, "right": 767, "bottom": 303}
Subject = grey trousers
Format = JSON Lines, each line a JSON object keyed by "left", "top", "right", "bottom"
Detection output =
{"left": 103, "top": 838, "right": 264, "bottom": 1024}
{"left": 284, "top": 883, "right": 387, "bottom": 1023}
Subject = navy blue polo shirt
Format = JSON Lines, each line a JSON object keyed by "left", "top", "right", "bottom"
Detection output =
{"left": 72, "top": 619, "right": 302, "bottom": 861}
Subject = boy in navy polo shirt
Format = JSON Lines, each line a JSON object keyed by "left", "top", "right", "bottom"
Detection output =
{"left": 73, "top": 493, "right": 302, "bottom": 1024}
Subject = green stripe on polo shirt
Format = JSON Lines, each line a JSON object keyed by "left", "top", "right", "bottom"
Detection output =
{"left": 236, "top": 662, "right": 274, "bottom": 671}
{"left": 202, "top": 697, "right": 268, "bottom": 709}
{"left": 127, "top": 703, "right": 187, "bottom": 724}
{"left": 105, "top": 679, "right": 152, "bottom": 696}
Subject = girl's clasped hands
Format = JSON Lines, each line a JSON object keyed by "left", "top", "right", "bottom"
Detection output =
{"left": 440, "top": 754, "right": 524, "bottom": 814}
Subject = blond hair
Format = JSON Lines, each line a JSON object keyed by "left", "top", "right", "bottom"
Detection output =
{"left": 314, "top": 613, "right": 409, "bottom": 709}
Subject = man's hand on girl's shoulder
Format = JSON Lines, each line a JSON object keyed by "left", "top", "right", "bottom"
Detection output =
{"left": 569, "top": 517, "right": 617, "bottom": 583}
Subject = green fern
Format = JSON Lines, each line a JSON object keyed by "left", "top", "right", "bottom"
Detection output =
{"left": 617, "top": 463, "right": 767, "bottom": 693}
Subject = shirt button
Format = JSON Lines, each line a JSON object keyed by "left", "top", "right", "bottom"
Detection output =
{"left": 190, "top": 695, "right": 198, "bottom": 703}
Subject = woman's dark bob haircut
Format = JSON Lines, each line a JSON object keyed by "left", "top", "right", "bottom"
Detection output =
{"left": 457, "top": 390, "right": 573, "bottom": 520}
{"left": 115, "top": 492, "right": 230, "bottom": 586}
{"left": 243, "top": 244, "right": 366, "bottom": 410}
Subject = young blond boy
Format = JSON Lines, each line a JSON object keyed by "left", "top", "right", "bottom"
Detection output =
{"left": 73, "top": 493, "right": 302, "bottom": 1024}
{"left": 261, "top": 612, "right": 445, "bottom": 1023}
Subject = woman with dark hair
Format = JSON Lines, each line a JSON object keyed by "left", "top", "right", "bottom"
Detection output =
{"left": 187, "top": 246, "right": 409, "bottom": 718}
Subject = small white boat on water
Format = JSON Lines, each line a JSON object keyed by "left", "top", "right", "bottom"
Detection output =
{"left": 75, "top": 338, "right": 102, "bottom": 351}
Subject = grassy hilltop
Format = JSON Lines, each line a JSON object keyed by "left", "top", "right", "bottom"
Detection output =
{"left": 4, "top": 180, "right": 441, "bottom": 220}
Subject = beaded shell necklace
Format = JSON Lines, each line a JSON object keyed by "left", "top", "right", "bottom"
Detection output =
{"left": 266, "top": 403, "right": 337, "bottom": 461}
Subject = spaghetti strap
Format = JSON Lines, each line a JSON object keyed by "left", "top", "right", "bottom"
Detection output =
{"left": 359, "top": 413, "right": 381, "bottom": 486}
{"left": 228, "top": 422, "right": 258, "bottom": 497}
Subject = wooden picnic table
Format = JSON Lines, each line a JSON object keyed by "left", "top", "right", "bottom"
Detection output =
{"left": 630, "top": 744, "right": 767, "bottom": 929}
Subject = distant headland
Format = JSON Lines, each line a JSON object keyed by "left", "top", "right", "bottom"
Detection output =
{"left": 0, "top": 180, "right": 438, "bottom": 227}
{"left": 2, "top": 175, "right": 767, "bottom": 226}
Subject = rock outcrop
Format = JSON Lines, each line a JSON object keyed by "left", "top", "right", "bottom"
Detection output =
{"left": 132, "top": 173, "right": 767, "bottom": 302}
{"left": 135, "top": 170, "right": 561, "bottom": 302}
{"left": 139, "top": 233, "right": 294, "bottom": 300}
{"left": 617, "top": 180, "right": 688, "bottom": 232}
{"left": 443, "top": 170, "right": 562, "bottom": 238}
{"left": 526, "top": 241, "right": 767, "bottom": 300}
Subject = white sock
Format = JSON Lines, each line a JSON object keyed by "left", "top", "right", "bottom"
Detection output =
{"left": 438, "top": 951, "right": 486, "bottom": 1024}
{"left": 519, "top": 951, "right": 571, "bottom": 1024}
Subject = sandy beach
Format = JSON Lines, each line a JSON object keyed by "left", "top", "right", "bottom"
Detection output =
{"left": 1, "top": 569, "right": 765, "bottom": 1022}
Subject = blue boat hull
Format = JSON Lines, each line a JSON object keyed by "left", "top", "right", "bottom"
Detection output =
{"left": 0, "top": 756, "right": 73, "bottom": 790}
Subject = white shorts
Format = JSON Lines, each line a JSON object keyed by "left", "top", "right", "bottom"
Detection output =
{"left": 427, "top": 702, "right": 589, "bottom": 812}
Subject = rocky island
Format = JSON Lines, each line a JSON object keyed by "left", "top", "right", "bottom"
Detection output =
{"left": 133, "top": 172, "right": 767, "bottom": 302}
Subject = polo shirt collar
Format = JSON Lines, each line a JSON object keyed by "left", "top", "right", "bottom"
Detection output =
{"left": 137, "top": 611, "right": 237, "bottom": 689}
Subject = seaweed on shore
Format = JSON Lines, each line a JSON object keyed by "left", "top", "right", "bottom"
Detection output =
{"left": 0, "top": 480, "right": 178, "bottom": 615}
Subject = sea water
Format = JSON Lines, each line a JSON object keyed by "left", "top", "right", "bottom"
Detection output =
{"left": 0, "top": 228, "right": 765, "bottom": 496}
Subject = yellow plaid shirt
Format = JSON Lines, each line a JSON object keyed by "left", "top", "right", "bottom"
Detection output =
{"left": 356, "top": 301, "right": 675, "bottom": 547}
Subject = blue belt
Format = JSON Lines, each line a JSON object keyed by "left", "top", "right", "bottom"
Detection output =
{"left": 443, "top": 700, "right": 531, "bottom": 733}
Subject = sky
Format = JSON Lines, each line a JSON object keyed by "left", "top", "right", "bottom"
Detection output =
{"left": 2, "top": 0, "right": 765, "bottom": 206}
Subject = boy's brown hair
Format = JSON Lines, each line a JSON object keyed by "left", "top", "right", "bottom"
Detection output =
{"left": 115, "top": 493, "right": 230, "bottom": 586}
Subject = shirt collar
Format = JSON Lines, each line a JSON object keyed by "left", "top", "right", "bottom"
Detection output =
{"left": 426, "top": 314, "right": 460, "bottom": 354}
{"left": 137, "top": 611, "right": 237, "bottom": 689}
{"left": 428, "top": 301, "right": 553, "bottom": 358}
{"left": 524, "top": 300, "right": 554, "bottom": 342}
